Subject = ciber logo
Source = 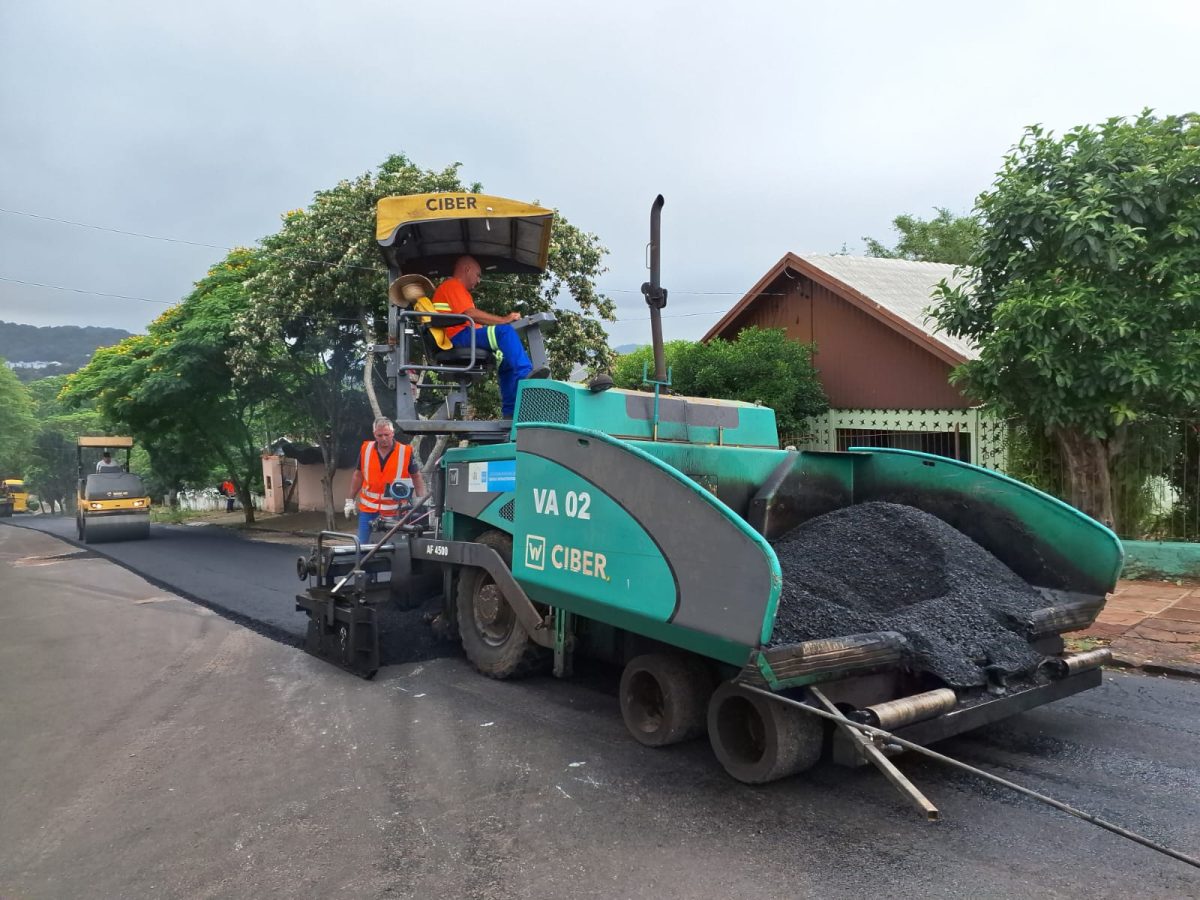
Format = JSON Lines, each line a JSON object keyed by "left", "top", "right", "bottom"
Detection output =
{"left": 525, "top": 534, "right": 546, "bottom": 571}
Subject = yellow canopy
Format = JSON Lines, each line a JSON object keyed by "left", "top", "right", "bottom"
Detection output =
{"left": 78, "top": 436, "right": 134, "bottom": 448}
{"left": 376, "top": 193, "right": 553, "bottom": 278}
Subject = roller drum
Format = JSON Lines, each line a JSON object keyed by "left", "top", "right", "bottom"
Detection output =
{"left": 1040, "top": 647, "right": 1111, "bottom": 679}
{"left": 856, "top": 688, "right": 958, "bottom": 730}
{"left": 83, "top": 513, "right": 150, "bottom": 543}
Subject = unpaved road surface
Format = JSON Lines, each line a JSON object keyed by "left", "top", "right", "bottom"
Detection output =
{"left": 2, "top": 522, "right": 1199, "bottom": 899}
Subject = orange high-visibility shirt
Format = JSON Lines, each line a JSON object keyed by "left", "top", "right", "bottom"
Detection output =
{"left": 356, "top": 441, "right": 415, "bottom": 516}
{"left": 432, "top": 277, "right": 475, "bottom": 340}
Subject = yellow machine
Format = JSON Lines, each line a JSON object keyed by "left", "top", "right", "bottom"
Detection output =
{"left": 3, "top": 479, "right": 29, "bottom": 513}
{"left": 76, "top": 436, "right": 151, "bottom": 543}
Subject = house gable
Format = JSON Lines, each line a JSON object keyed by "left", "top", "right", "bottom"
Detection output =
{"left": 704, "top": 254, "right": 975, "bottom": 410}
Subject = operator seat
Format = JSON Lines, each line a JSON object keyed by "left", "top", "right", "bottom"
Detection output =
{"left": 415, "top": 320, "right": 495, "bottom": 370}
{"left": 389, "top": 274, "right": 494, "bottom": 374}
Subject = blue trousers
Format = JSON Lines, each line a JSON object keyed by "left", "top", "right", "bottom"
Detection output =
{"left": 356, "top": 511, "right": 376, "bottom": 545}
{"left": 450, "top": 324, "right": 532, "bottom": 417}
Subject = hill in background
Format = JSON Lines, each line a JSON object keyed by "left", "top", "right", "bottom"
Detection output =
{"left": 0, "top": 320, "right": 133, "bottom": 382}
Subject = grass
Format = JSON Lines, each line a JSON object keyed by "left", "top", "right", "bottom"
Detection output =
{"left": 150, "top": 506, "right": 199, "bottom": 524}
{"left": 1064, "top": 635, "right": 1111, "bottom": 653}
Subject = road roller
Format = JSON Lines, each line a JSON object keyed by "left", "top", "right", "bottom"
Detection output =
{"left": 76, "top": 436, "right": 151, "bottom": 543}
{"left": 295, "top": 194, "right": 1123, "bottom": 806}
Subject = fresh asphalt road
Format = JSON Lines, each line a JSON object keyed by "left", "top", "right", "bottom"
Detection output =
{"left": 6, "top": 513, "right": 310, "bottom": 640}
{"left": 2, "top": 521, "right": 1199, "bottom": 899}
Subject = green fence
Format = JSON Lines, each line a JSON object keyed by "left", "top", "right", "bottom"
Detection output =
{"left": 783, "top": 411, "right": 1199, "bottom": 542}
{"left": 1000, "top": 417, "right": 1199, "bottom": 542}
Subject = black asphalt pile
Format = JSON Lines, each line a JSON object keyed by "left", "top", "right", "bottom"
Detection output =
{"left": 769, "top": 502, "right": 1047, "bottom": 687}
{"left": 376, "top": 594, "right": 462, "bottom": 666}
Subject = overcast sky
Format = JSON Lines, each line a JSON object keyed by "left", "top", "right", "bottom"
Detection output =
{"left": 2, "top": 0, "right": 1197, "bottom": 346}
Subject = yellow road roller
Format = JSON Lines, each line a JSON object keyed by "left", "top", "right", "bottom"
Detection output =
{"left": 76, "top": 436, "right": 151, "bottom": 543}
{"left": 3, "top": 479, "right": 29, "bottom": 513}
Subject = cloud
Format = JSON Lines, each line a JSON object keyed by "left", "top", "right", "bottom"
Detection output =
{"left": 2, "top": 0, "right": 1197, "bottom": 344}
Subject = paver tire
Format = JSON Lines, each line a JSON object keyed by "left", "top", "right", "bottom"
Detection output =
{"left": 620, "top": 653, "right": 715, "bottom": 747}
{"left": 707, "top": 681, "right": 824, "bottom": 784}
{"left": 456, "top": 530, "right": 548, "bottom": 679}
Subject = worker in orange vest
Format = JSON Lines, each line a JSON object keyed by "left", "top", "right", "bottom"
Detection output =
{"left": 349, "top": 417, "right": 426, "bottom": 545}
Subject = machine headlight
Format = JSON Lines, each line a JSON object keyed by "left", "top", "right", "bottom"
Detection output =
{"left": 133, "top": 500, "right": 145, "bottom": 507}
{"left": 90, "top": 503, "right": 103, "bottom": 510}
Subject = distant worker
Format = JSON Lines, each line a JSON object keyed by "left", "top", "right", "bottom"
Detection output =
{"left": 96, "top": 451, "right": 123, "bottom": 473}
{"left": 220, "top": 479, "right": 236, "bottom": 512}
{"left": 432, "top": 255, "right": 550, "bottom": 418}
{"left": 349, "top": 417, "right": 426, "bottom": 545}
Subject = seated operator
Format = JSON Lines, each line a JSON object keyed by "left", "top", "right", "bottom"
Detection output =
{"left": 432, "top": 255, "right": 550, "bottom": 418}
{"left": 96, "top": 451, "right": 123, "bottom": 473}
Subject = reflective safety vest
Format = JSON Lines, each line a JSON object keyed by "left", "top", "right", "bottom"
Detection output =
{"left": 356, "top": 440, "right": 413, "bottom": 516}
{"left": 414, "top": 295, "right": 454, "bottom": 350}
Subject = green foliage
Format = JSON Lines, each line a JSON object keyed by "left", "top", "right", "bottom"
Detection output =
{"left": 62, "top": 249, "right": 282, "bottom": 516}
{"left": 1005, "top": 419, "right": 1184, "bottom": 539}
{"left": 611, "top": 329, "right": 828, "bottom": 434}
{"left": 19, "top": 374, "right": 103, "bottom": 511}
{"left": 863, "top": 208, "right": 981, "bottom": 265}
{"left": 233, "top": 154, "right": 614, "bottom": 523}
{"left": 931, "top": 112, "right": 1200, "bottom": 437}
{"left": 236, "top": 154, "right": 613, "bottom": 378}
{"left": 611, "top": 340, "right": 695, "bottom": 391}
{"left": 0, "top": 360, "right": 35, "bottom": 474}
{"left": 1168, "top": 420, "right": 1200, "bottom": 540}
{"left": 929, "top": 111, "right": 1200, "bottom": 525}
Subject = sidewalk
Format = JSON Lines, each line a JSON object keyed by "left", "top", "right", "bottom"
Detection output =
{"left": 177, "top": 509, "right": 352, "bottom": 543}
{"left": 1071, "top": 580, "right": 1200, "bottom": 679}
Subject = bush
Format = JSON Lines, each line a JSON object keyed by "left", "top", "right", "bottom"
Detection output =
{"left": 611, "top": 329, "right": 827, "bottom": 434}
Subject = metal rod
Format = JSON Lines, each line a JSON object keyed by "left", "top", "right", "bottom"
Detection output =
{"left": 742, "top": 685, "right": 1200, "bottom": 871}
{"left": 331, "top": 494, "right": 431, "bottom": 596}
{"left": 809, "top": 687, "right": 939, "bottom": 821}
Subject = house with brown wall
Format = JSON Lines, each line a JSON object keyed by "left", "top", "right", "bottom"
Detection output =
{"left": 703, "top": 253, "right": 1006, "bottom": 467}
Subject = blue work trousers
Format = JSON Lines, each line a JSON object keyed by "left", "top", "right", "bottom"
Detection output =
{"left": 356, "top": 511, "right": 376, "bottom": 545}
{"left": 450, "top": 324, "right": 532, "bottom": 417}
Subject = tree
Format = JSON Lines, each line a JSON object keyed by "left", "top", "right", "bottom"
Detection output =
{"left": 63, "top": 249, "right": 283, "bottom": 521}
{"left": 235, "top": 154, "right": 615, "bottom": 528}
{"left": 0, "top": 361, "right": 34, "bottom": 475}
{"left": 930, "top": 112, "right": 1200, "bottom": 529}
{"left": 612, "top": 329, "right": 828, "bottom": 435}
{"left": 863, "top": 208, "right": 981, "bottom": 265}
{"left": 22, "top": 375, "right": 103, "bottom": 513}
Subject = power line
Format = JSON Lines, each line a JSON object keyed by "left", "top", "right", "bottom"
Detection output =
{"left": 0, "top": 205, "right": 766, "bottom": 301}
{"left": 0, "top": 207, "right": 231, "bottom": 252}
{"left": 0, "top": 275, "right": 173, "bottom": 305}
{"left": 0, "top": 274, "right": 729, "bottom": 322}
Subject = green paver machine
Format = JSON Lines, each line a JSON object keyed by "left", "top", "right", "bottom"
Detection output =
{"left": 296, "top": 194, "right": 1122, "bottom": 793}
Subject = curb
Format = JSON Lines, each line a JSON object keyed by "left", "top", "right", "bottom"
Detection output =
{"left": 1107, "top": 651, "right": 1200, "bottom": 681}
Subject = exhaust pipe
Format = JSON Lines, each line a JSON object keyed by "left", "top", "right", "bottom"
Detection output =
{"left": 640, "top": 195, "right": 668, "bottom": 385}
